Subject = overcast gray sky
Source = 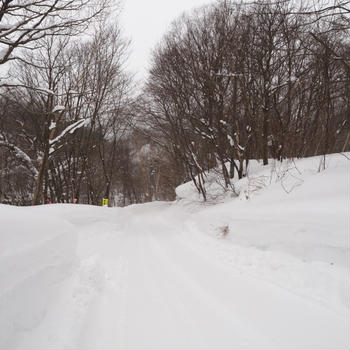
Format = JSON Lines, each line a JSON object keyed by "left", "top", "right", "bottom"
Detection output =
{"left": 120, "top": 0, "right": 209, "bottom": 81}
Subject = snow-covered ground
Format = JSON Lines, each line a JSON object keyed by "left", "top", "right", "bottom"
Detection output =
{"left": 0, "top": 154, "right": 349, "bottom": 349}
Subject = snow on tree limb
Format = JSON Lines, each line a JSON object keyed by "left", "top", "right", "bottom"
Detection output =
{"left": 52, "top": 105, "right": 65, "bottom": 113}
{"left": 49, "top": 118, "right": 90, "bottom": 151}
{"left": 0, "top": 139, "right": 38, "bottom": 178}
{"left": 0, "top": 82, "right": 55, "bottom": 94}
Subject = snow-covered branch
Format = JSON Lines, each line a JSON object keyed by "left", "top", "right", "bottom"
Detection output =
{"left": 49, "top": 118, "right": 90, "bottom": 153}
{"left": 0, "top": 139, "right": 38, "bottom": 178}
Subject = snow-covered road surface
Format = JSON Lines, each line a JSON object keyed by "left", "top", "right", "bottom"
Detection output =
{"left": 4, "top": 201, "right": 346, "bottom": 350}
{"left": 1, "top": 154, "right": 349, "bottom": 349}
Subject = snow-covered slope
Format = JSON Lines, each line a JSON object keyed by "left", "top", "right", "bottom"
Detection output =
{"left": 177, "top": 154, "right": 350, "bottom": 312}
{"left": 0, "top": 154, "right": 349, "bottom": 349}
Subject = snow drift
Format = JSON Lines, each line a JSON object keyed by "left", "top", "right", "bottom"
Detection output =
{"left": 0, "top": 206, "right": 77, "bottom": 348}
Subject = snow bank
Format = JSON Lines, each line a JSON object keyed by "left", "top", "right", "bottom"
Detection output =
{"left": 0, "top": 205, "right": 77, "bottom": 349}
{"left": 176, "top": 153, "right": 350, "bottom": 312}
{"left": 176, "top": 154, "right": 349, "bottom": 203}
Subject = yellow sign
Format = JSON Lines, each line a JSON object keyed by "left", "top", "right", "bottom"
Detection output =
{"left": 102, "top": 198, "right": 108, "bottom": 207}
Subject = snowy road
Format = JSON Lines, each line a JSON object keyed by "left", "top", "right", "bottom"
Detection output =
{"left": 9, "top": 201, "right": 346, "bottom": 350}
{"left": 1, "top": 155, "right": 349, "bottom": 349}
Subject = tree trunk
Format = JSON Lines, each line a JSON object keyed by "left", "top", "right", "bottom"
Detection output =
{"left": 32, "top": 143, "right": 49, "bottom": 205}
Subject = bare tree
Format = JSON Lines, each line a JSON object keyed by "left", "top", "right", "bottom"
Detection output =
{"left": 143, "top": 0, "right": 349, "bottom": 201}
{"left": 2, "top": 18, "right": 132, "bottom": 205}
{"left": 0, "top": 0, "right": 110, "bottom": 67}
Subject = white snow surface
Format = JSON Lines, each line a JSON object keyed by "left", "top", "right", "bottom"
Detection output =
{"left": 0, "top": 153, "right": 349, "bottom": 349}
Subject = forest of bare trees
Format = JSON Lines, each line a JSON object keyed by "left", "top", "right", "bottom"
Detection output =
{"left": 0, "top": 0, "right": 349, "bottom": 205}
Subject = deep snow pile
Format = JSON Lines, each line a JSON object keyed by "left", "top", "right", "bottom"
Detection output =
{"left": 0, "top": 206, "right": 77, "bottom": 348}
{"left": 0, "top": 153, "right": 349, "bottom": 349}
